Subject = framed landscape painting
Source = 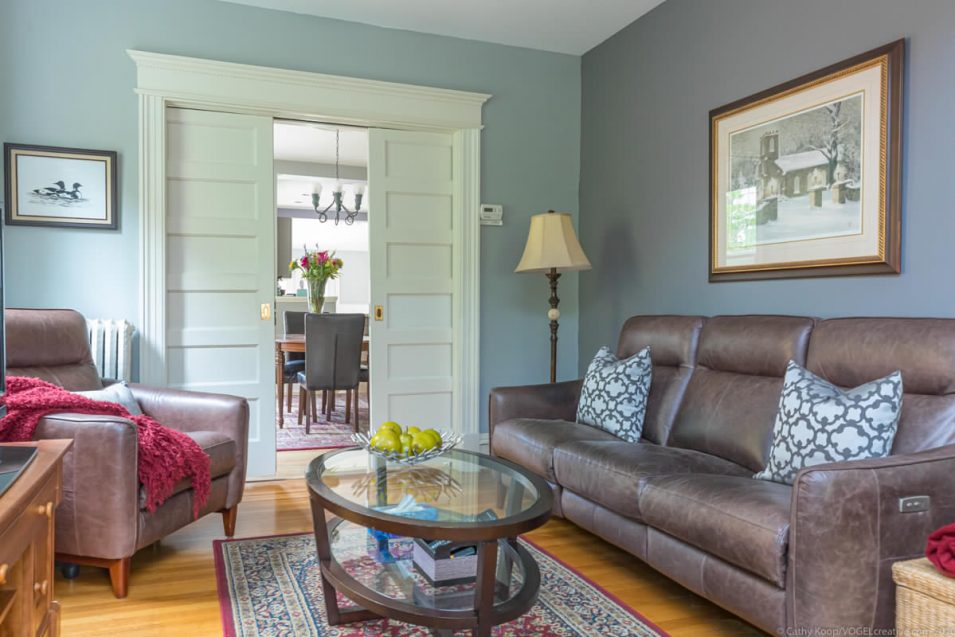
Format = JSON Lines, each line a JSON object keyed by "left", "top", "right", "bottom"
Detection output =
{"left": 4, "top": 143, "right": 118, "bottom": 229}
{"left": 710, "top": 40, "right": 903, "bottom": 281}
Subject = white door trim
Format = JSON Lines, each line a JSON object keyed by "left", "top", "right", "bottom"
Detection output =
{"left": 130, "top": 50, "right": 489, "bottom": 445}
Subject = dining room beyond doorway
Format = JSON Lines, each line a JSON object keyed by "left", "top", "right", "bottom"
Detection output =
{"left": 273, "top": 121, "right": 371, "bottom": 453}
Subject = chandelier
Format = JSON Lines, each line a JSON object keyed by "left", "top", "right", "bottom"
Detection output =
{"left": 307, "top": 129, "right": 365, "bottom": 225}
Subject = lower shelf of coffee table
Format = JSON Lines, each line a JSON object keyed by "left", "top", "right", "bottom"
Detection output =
{"left": 322, "top": 517, "right": 541, "bottom": 631}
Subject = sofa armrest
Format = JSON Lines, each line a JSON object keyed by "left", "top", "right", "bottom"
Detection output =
{"left": 787, "top": 444, "right": 955, "bottom": 632}
{"left": 129, "top": 384, "right": 250, "bottom": 507}
{"left": 34, "top": 414, "right": 139, "bottom": 560}
{"left": 488, "top": 380, "right": 582, "bottom": 442}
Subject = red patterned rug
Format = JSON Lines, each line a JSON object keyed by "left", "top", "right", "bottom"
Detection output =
{"left": 214, "top": 531, "right": 668, "bottom": 636}
{"left": 276, "top": 387, "right": 368, "bottom": 452}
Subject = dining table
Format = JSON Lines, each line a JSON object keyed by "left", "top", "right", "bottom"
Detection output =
{"left": 275, "top": 334, "right": 370, "bottom": 427}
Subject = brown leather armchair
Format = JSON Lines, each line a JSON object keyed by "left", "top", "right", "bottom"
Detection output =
{"left": 4, "top": 308, "right": 249, "bottom": 598}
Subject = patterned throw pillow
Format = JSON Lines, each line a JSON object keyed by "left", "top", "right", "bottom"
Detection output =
{"left": 576, "top": 346, "right": 652, "bottom": 443}
{"left": 754, "top": 361, "right": 903, "bottom": 485}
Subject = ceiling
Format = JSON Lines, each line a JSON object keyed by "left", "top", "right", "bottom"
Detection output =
{"left": 274, "top": 120, "right": 368, "bottom": 166}
{"left": 220, "top": 0, "right": 666, "bottom": 55}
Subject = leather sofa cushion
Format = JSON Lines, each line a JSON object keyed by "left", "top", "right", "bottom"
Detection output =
{"left": 6, "top": 308, "right": 103, "bottom": 391}
{"left": 491, "top": 419, "right": 617, "bottom": 482}
{"left": 639, "top": 474, "right": 792, "bottom": 587}
{"left": 808, "top": 318, "right": 955, "bottom": 454}
{"left": 668, "top": 315, "right": 815, "bottom": 471}
{"left": 615, "top": 315, "right": 704, "bottom": 445}
{"left": 138, "top": 430, "right": 236, "bottom": 509}
{"left": 696, "top": 315, "right": 814, "bottom": 377}
{"left": 553, "top": 440, "right": 750, "bottom": 521}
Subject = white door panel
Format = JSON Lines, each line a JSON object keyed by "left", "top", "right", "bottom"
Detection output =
{"left": 368, "top": 129, "right": 458, "bottom": 432}
{"left": 166, "top": 108, "right": 276, "bottom": 478}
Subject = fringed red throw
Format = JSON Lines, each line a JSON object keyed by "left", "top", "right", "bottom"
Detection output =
{"left": 927, "top": 522, "right": 955, "bottom": 577}
{"left": 0, "top": 376, "right": 211, "bottom": 517}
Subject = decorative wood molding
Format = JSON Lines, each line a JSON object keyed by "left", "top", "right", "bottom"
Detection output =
{"left": 130, "top": 50, "right": 488, "bottom": 439}
{"left": 454, "top": 128, "right": 482, "bottom": 443}
{"left": 138, "top": 93, "right": 167, "bottom": 385}
{"left": 128, "top": 50, "right": 490, "bottom": 131}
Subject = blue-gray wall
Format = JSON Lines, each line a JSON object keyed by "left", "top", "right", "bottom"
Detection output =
{"left": 579, "top": 0, "right": 955, "bottom": 370}
{"left": 0, "top": 0, "right": 581, "bottom": 431}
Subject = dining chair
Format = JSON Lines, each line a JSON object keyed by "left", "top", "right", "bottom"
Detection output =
{"left": 280, "top": 310, "right": 307, "bottom": 421}
{"left": 297, "top": 313, "right": 365, "bottom": 433}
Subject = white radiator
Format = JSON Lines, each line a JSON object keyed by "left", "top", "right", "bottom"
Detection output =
{"left": 86, "top": 319, "right": 135, "bottom": 382}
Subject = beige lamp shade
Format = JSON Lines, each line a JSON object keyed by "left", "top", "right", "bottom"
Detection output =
{"left": 515, "top": 211, "right": 592, "bottom": 273}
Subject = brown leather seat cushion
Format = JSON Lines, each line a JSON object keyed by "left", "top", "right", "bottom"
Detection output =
{"left": 491, "top": 419, "right": 618, "bottom": 482}
{"left": 139, "top": 431, "right": 236, "bottom": 509}
{"left": 553, "top": 440, "right": 750, "bottom": 520}
{"left": 639, "top": 474, "right": 792, "bottom": 587}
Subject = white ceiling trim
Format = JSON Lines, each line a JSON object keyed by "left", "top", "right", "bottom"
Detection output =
{"left": 128, "top": 49, "right": 490, "bottom": 131}
{"left": 219, "top": 0, "right": 667, "bottom": 55}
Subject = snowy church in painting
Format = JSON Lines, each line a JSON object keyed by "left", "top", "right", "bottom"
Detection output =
{"left": 755, "top": 130, "right": 856, "bottom": 224}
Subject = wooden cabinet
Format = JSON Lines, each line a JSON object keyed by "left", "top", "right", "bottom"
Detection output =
{"left": 0, "top": 440, "right": 72, "bottom": 637}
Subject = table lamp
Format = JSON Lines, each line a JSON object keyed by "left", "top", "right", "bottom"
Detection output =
{"left": 515, "top": 210, "right": 592, "bottom": 383}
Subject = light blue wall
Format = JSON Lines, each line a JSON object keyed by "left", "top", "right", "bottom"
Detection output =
{"left": 0, "top": 0, "right": 581, "bottom": 431}
{"left": 579, "top": 0, "right": 955, "bottom": 371}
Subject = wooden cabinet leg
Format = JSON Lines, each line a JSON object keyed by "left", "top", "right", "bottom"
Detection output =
{"left": 221, "top": 505, "right": 238, "bottom": 537}
{"left": 109, "top": 557, "right": 131, "bottom": 599}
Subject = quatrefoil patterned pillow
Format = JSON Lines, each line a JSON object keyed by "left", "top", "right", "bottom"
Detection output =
{"left": 576, "top": 346, "right": 652, "bottom": 443}
{"left": 754, "top": 360, "right": 903, "bottom": 485}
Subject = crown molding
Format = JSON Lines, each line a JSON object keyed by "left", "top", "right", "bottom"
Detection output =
{"left": 127, "top": 50, "right": 490, "bottom": 131}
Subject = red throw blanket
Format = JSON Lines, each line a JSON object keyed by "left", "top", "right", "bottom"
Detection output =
{"left": 927, "top": 522, "right": 955, "bottom": 577}
{"left": 0, "top": 376, "right": 211, "bottom": 518}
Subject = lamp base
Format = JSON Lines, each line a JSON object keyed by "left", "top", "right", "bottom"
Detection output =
{"left": 546, "top": 268, "right": 561, "bottom": 383}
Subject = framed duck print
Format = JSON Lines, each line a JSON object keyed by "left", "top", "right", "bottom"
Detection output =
{"left": 4, "top": 143, "right": 118, "bottom": 230}
{"left": 710, "top": 40, "right": 903, "bottom": 281}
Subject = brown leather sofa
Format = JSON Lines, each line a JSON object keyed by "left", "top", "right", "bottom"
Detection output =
{"left": 4, "top": 308, "right": 249, "bottom": 598}
{"left": 490, "top": 315, "right": 955, "bottom": 634}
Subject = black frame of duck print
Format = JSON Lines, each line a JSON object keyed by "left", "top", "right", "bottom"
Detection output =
{"left": 4, "top": 143, "right": 118, "bottom": 230}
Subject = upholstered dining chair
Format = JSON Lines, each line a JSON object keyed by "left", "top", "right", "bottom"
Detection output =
{"left": 279, "top": 310, "right": 306, "bottom": 419}
{"left": 297, "top": 313, "right": 365, "bottom": 433}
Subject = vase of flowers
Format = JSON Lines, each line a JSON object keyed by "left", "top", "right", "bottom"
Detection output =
{"left": 290, "top": 247, "right": 344, "bottom": 314}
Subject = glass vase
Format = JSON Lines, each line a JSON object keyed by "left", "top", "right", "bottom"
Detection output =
{"left": 306, "top": 277, "right": 327, "bottom": 314}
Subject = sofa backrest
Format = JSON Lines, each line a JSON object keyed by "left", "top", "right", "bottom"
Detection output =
{"left": 4, "top": 308, "right": 102, "bottom": 391}
{"left": 666, "top": 315, "right": 815, "bottom": 471}
{"left": 807, "top": 318, "right": 955, "bottom": 454}
{"left": 615, "top": 315, "right": 704, "bottom": 445}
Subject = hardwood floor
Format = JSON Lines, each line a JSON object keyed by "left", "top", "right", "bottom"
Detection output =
{"left": 56, "top": 450, "right": 765, "bottom": 636}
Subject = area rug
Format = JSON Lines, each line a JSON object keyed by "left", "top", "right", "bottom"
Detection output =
{"left": 276, "top": 389, "right": 367, "bottom": 452}
{"left": 214, "top": 532, "right": 668, "bottom": 636}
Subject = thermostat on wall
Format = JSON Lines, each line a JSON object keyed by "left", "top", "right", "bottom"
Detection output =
{"left": 479, "top": 204, "right": 503, "bottom": 226}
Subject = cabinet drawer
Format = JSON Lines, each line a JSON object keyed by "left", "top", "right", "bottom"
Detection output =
{"left": 0, "top": 474, "right": 55, "bottom": 570}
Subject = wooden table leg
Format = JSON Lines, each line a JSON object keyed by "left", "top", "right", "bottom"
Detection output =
{"left": 276, "top": 345, "right": 285, "bottom": 428}
{"left": 309, "top": 493, "right": 380, "bottom": 626}
{"left": 474, "top": 540, "right": 498, "bottom": 637}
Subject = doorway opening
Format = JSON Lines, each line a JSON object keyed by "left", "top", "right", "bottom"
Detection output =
{"left": 273, "top": 120, "right": 371, "bottom": 462}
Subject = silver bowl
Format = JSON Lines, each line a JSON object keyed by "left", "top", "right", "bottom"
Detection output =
{"left": 351, "top": 430, "right": 462, "bottom": 466}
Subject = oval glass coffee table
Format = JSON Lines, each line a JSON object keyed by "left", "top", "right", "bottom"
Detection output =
{"left": 306, "top": 448, "right": 554, "bottom": 636}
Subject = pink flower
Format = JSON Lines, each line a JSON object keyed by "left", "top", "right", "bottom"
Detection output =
{"left": 299, "top": 256, "right": 309, "bottom": 268}
{"left": 317, "top": 251, "right": 330, "bottom": 264}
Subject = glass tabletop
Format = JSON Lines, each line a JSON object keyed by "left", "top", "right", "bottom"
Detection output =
{"left": 307, "top": 448, "right": 544, "bottom": 528}
{"left": 330, "top": 519, "right": 527, "bottom": 611}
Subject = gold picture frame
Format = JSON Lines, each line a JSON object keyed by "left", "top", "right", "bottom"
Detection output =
{"left": 709, "top": 40, "right": 903, "bottom": 281}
